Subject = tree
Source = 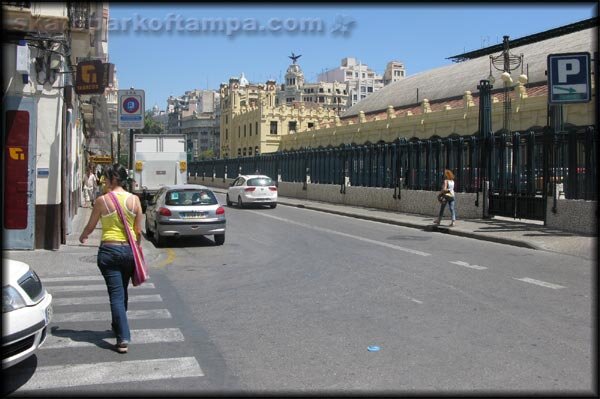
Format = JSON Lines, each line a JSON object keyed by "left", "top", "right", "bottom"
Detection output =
{"left": 198, "top": 149, "right": 215, "bottom": 160}
{"left": 141, "top": 111, "right": 165, "bottom": 135}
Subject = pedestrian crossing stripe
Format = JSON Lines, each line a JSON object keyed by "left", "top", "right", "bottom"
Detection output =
{"left": 52, "top": 294, "right": 162, "bottom": 306}
{"left": 15, "top": 357, "right": 204, "bottom": 391}
{"left": 47, "top": 283, "right": 156, "bottom": 292}
{"left": 42, "top": 275, "right": 106, "bottom": 283}
{"left": 52, "top": 309, "right": 171, "bottom": 323}
{"left": 42, "top": 328, "right": 184, "bottom": 349}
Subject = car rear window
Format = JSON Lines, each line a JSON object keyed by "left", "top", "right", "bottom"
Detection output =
{"left": 165, "top": 190, "right": 218, "bottom": 206}
{"left": 247, "top": 177, "right": 274, "bottom": 187}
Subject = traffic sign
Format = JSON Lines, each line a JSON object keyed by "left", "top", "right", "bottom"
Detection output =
{"left": 118, "top": 89, "right": 145, "bottom": 129}
{"left": 547, "top": 52, "right": 591, "bottom": 104}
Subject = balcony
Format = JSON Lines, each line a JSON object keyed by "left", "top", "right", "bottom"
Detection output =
{"left": 69, "top": 3, "right": 91, "bottom": 31}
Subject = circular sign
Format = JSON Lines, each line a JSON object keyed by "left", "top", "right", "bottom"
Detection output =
{"left": 123, "top": 97, "right": 140, "bottom": 114}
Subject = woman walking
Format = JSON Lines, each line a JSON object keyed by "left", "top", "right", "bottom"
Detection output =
{"left": 79, "top": 164, "right": 143, "bottom": 353}
{"left": 434, "top": 169, "right": 457, "bottom": 227}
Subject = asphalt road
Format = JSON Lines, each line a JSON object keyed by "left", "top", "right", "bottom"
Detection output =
{"left": 3, "top": 193, "right": 594, "bottom": 395}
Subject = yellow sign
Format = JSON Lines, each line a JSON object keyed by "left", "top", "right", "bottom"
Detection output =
{"left": 8, "top": 147, "right": 25, "bottom": 161}
{"left": 179, "top": 161, "right": 187, "bottom": 172}
{"left": 90, "top": 155, "right": 112, "bottom": 164}
{"left": 135, "top": 160, "right": 143, "bottom": 171}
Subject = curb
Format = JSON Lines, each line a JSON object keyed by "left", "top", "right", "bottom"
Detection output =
{"left": 210, "top": 187, "right": 540, "bottom": 251}
{"left": 279, "top": 201, "right": 540, "bottom": 250}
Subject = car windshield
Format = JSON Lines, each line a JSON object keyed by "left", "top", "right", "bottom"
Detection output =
{"left": 165, "top": 189, "right": 218, "bottom": 206}
{"left": 247, "top": 177, "right": 273, "bottom": 187}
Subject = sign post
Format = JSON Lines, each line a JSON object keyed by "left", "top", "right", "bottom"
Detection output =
{"left": 118, "top": 89, "right": 145, "bottom": 170}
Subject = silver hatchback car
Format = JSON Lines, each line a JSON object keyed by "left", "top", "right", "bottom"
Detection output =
{"left": 145, "top": 184, "right": 226, "bottom": 246}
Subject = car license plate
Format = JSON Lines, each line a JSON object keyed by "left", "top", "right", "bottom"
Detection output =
{"left": 181, "top": 212, "right": 206, "bottom": 219}
{"left": 45, "top": 304, "right": 53, "bottom": 323}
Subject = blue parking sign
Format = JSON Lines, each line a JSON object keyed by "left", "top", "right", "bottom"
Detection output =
{"left": 547, "top": 52, "right": 591, "bottom": 104}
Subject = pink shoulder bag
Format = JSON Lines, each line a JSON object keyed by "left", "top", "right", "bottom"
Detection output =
{"left": 108, "top": 192, "right": 149, "bottom": 286}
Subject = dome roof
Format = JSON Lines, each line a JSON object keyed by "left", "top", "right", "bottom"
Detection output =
{"left": 343, "top": 26, "right": 596, "bottom": 118}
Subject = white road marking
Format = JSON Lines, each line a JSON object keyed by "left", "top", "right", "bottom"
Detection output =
{"left": 42, "top": 328, "right": 184, "bottom": 349}
{"left": 17, "top": 357, "right": 203, "bottom": 391}
{"left": 449, "top": 260, "right": 488, "bottom": 270}
{"left": 42, "top": 275, "right": 105, "bottom": 283}
{"left": 410, "top": 298, "right": 424, "bottom": 304}
{"left": 52, "top": 309, "right": 171, "bottom": 323}
{"left": 251, "top": 211, "right": 431, "bottom": 257}
{"left": 47, "top": 283, "right": 155, "bottom": 292}
{"left": 514, "top": 277, "right": 566, "bottom": 289}
{"left": 52, "top": 294, "right": 162, "bottom": 306}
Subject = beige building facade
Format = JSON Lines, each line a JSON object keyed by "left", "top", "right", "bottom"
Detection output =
{"left": 220, "top": 76, "right": 339, "bottom": 159}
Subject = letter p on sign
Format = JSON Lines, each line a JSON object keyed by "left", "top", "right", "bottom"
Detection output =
{"left": 557, "top": 59, "right": 580, "bottom": 83}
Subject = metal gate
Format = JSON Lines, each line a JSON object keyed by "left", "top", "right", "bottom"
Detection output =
{"left": 487, "top": 130, "right": 547, "bottom": 221}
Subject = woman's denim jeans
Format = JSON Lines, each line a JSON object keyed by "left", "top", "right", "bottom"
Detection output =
{"left": 438, "top": 197, "right": 457, "bottom": 221}
{"left": 97, "top": 244, "right": 135, "bottom": 343}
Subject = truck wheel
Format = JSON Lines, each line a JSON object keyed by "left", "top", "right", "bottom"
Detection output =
{"left": 238, "top": 196, "right": 244, "bottom": 209}
{"left": 155, "top": 223, "right": 165, "bottom": 247}
{"left": 269, "top": 203, "right": 277, "bottom": 209}
{"left": 145, "top": 218, "right": 154, "bottom": 238}
{"left": 214, "top": 234, "right": 225, "bottom": 246}
{"left": 226, "top": 194, "right": 232, "bottom": 207}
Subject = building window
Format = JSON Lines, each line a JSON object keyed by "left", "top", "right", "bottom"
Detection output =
{"left": 238, "top": 126, "right": 240, "bottom": 138}
{"left": 248, "top": 147, "right": 252, "bottom": 156}
{"left": 353, "top": 94, "right": 357, "bottom": 101}
{"left": 249, "top": 123, "right": 252, "bottom": 136}
{"left": 308, "top": 122, "right": 314, "bottom": 129}
{"left": 255, "top": 122, "right": 258, "bottom": 135}
{"left": 225, "top": 128, "right": 228, "bottom": 140}
{"left": 319, "top": 88, "right": 324, "bottom": 93}
{"left": 288, "top": 121, "right": 297, "bottom": 134}
{"left": 367, "top": 87, "right": 373, "bottom": 93}
{"left": 243, "top": 148, "right": 247, "bottom": 156}
{"left": 225, "top": 115, "right": 228, "bottom": 124}
{"left": 270, "top": 121, "right": 278, "bottom": 135}
{"left": 286, "top": 98, "right": 293, "bottom": 103}
{"left": 238, "top": 149, "right": 241, "bottom": 156}
{"left": 360, "top": 86, "right": 366, "bottom": 93}
{"left": 318, "top": 96, "right": 325, "bottom": 103}
{"left": 244, "top": 125, "right": 246, "bottom": 137}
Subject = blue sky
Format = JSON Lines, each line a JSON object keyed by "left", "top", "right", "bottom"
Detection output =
{"left": 107, "top": 3, "right": 596, "bottom": 110}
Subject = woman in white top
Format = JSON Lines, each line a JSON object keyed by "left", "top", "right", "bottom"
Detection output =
{"left": 434, "top": 169, "right": 457, "bottom": 227}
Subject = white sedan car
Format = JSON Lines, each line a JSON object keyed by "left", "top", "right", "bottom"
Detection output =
{"left": 226, "top": 175, "right": 278, "bottom": 209}
{"left": 2, "top": 259, "right": 53, "bottom": 369}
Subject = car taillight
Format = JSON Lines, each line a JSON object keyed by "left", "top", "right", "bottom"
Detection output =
{"left": 244, "top": 187, "right": 256, "bottom": 192}
{"left": 158, "top": 207, "right": 172, "bottom": 216}
{"left": 268, "top": 186, "right": 277, "bottom": 191}
{"left": 216, "top": 206, "right": 225, "bottom": 215}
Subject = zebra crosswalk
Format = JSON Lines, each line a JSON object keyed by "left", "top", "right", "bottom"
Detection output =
{"left": 8, "top": 274, "right": 205, "bottom": 393}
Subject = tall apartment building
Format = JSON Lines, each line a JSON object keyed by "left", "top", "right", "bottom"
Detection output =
{"left": 317, "top": 57, "right": 406, "bottom": 106}
{"left": 276, "top": 57, "right": 349, "bottom": 114}
{"left": 383, "top": 61, "right": 406, "bottom": 85}
{"left": 2, "top": 2, "right": 113, "bottom": 249}
{"left": 167, "top": 89, "right": 221, "bottom": 159}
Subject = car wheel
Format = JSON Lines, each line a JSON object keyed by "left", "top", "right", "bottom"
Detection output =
{"left": 238, "top": 195, "right": 244, "bottom": 209}
{"left": 214, "top": 234, "right": 225, "bottom": 246}
{"left": 145, "top": 218, "right": 154, "bottom": 238}
{"left": 270, "top": 203, "right": 277, "bottom": 209}
{"left": 226, "top": 194, "right": 232, "bottom": 207}
{"left": 155, "top": 222, "right": 165, "bottom": 247}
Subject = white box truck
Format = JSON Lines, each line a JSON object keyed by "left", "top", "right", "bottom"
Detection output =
{"left": 131, "top": 134, "right": 187, "bottom": 211}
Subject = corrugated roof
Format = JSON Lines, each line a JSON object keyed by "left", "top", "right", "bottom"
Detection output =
{"left": 342, "top": 26, "right": 596, "bottom": 118}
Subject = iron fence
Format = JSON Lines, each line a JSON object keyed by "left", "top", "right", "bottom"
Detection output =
{"left": 189, "top": 125, "right": 596, "bottom": 201}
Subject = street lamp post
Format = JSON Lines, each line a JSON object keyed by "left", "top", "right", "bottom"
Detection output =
{"left": 488, "top": 35, "right": 525, "bottom": 133}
